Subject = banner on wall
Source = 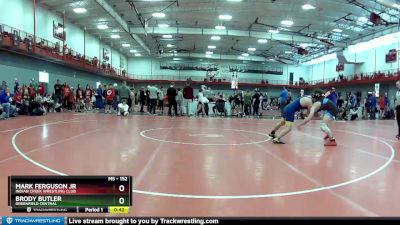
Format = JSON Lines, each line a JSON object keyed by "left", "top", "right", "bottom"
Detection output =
{"left": 103, "top": 48, "right": 110, "bottom": 62}
{"left": 375, "top": 83, "right": 380, "bottom": 97}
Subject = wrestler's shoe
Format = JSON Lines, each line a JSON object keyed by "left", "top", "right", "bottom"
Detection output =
{"left": 324, "top": 139, "right": 337, "bottom": 146}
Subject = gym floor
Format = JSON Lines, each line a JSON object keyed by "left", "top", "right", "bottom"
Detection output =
{"left": 0, "top": 113, "right": 399, "bottom": 216}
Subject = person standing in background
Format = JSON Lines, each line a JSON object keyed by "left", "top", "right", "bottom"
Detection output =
{"left": 129, "top": 88, "right": 135, "bottom": 112}
{"left": 148, "top": 85, "right": 159, "bottom": 115}
{"left": 279, "top": 87, "right": 289, "bottom": 117}
{"left": 76, "top": 84, "right": 83, "bottom": 112}
{"left": 243, "top": 90, "right": 252, "bottom": 116}
{"left": 167, "top": 83, "right": 178, "bottom": 116}
{"left": 1, "top": 81, "right": 7, "bottom": 92}
{"left": 326, "top": 87, "right": 338, "bottom": 106}
{"left": 252, "top": 89, "right": 261, "bottom": 117}
{"left": 370, "top": 92, "right": 377, "bottom": 120}
{"left": 177, "top": 88, "right": 184, "bottom": 116}
{"left": 395, "top": 81, "right": 400, "bottom": 139}
{"left": 37, "top": 82, "right": 45, "bottom": 97}
{"left": 119, "top": 81, "right": 131, "bottom": 106}
{"left": 157, "top": 86, "right": 164, "bottom": 114}
{"left": 183, "top": 82, "right": 194, "bottom": 116}
{"left": 14, "top": 79, "right": 19, "bottom": 94}
{"left": 84, "top": 84, "right": 92, "bottom": 111}
{"left": 139, "top": 87, "right": 146, "bottom": 113}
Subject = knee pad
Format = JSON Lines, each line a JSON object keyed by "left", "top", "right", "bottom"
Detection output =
{"left": 320, "top": 123, "right": 329, "bottom": 132}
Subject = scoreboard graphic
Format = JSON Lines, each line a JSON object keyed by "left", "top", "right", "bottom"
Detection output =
{"left": 8, "top": 176, "right": 132, "bottom": 213}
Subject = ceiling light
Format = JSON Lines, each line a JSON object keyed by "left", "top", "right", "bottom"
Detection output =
{"left": 206, "top": 51, "right": 213, "bottom": 55}
{"left": 211, "top": 36, "right": 221, "bottom": 40}
{"left": 299, "top": 43, "right": 309, "bottom": 48}
{"left": 242, "top": 53, "right": 249, "bottom": 57}
{"left": 258, "top": 39, "right": 268, "bottom": 44}
{"left": 248, "top": 47, "right": 256, "bottom": 51}
{"left": 134, "top": 53, "right": 142, "bottom": 57}
{"left": 219, "top": 15, "right": 232, "bottom": 20}
{"left": 158, "top": 24, "right": 169, "bottom": 28}
{"left": 281, "top": 20, "right": 294, "bottom": 27}
{"left": 238, "top": 56, "right": 245, "bottom": 60}
{"left": 302, "top": 4, "right": 316, "bottom": 10}
{"left": 152, "top": 12, "right": 166, "bottom": 18}
{"left": 208, "top": 45, "right": 216, "bottom": 49}
{"left": 130, "top": 50, "right": 138, "bottom": 53}
{"left": 205, "top": 54, "right": 212, "bottom": 58}
{"left": 215, "top": 25, "right": 226, "bottom": 30}
{"left": 332, "top": 28, "right": 342, "bottom": 33}
{"left": 393, "top": 3, "right": 400, "bottom": 9}
{"left": 269, "top": 29, "right": 279, "bottom": 34}
{"left": 162, "top": 34, "right": 173, "bottom": 39}
{"left": 358, "top": 17, "right": 368, "bottom": 23}
{"left": 285, "top": 51, "right": 293, "bottom": 54}
{"left": 122, "top": 44, "right": 130, "bottom": 47}
{"left": 97, "top": 24, "right": 108, "bottom": 30}
{"left": 228, "top": 0, "right": 242, "bottom": 2}
{"left": 166, "top": 44, "right": 175, "bottom": 48}
{"left": 110, "top": 34, "right": 120, "bottom": 39}
{"left": 73, "top": 8, "right": 87, "bottom": 14}
{"left": 173, "top": 58, "right": 181, "bottom": 61}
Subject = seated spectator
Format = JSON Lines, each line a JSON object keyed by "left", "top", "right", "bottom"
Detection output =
{"left": 0, "top": 105, "right": 5, "bottom": 119}
{"left": 0, "top": 87, "right": 17, "bottom": 118}
{"left": 28, "top": 96, "right": 45, "bottom": 116}
{"left": 43, "top": 94, "right": 54, "bottom": 113}
{"left": 349, "top": 107, "right": 359, "bottom": 121}
{"left": 117, "top": 99, "right": 129, "bottom": 116}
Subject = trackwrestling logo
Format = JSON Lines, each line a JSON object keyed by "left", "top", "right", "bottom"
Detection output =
{"left": 2, "top": 217, "right": 64, "bottom": 225}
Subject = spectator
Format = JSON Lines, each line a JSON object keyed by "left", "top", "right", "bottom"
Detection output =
{"left": 252, "top": 89, "right": 261, "bottom": 116}
{"left": 183, "top": 83, "right": 194, "bottom": 117}
{"left": 370, "top": 92, "right": 377, "bottom": 120}
{"left": 119, "top": 81, "right": 130, "bottom": 104}
{"left": 349, "top": 107, "right": 359, "bottom": 121}
{"left": 395, "top": 81, "right": 400, "bottom": 139}
{"left": 167, "top": 83, "right": 178, "bottom": 116}
{"left": 0, "top": 87, "right": 17, "bottom": 118}
{"left": 197, "top": 89, "right": 209, "bottom": 116}
{"left": 117, "top": 99, "right": 129, "bottom": 116}
{"left": 326, "top": 87, "right": 338, "bottom": 106}
{"left": 14, "top": 79, "right": 19, "bottom": 94}
{"left": 105, "top": 84, "right": 115, "bottom": 114}
{"left": 177, "top": 88, "right": 183, "bottom": 116}
{"left": 379, "top": 94, "right": 386, "bottom": 119}
{"left": 54, "top": 79, "right": 63, "bottom": 104}
{"left": 76, "top": 84, "right": 83, "bottom": 112}
{"left": 279, "top": 87, "right": 289, "bottom": 115}
{"left": 1, "top": 80, "right": 7, "bottom": 92}
{"left": 148, "top": 85, "right": 158, "bottom": 115}
{"left": 95, "top": 85, "right": 104, "bottom": 110}
{"left": 157, "top": 86, "right": 164, "bottom": 114}
{"left": 243, "top": 90, "right": 252, "bottom": 116}
{"left": 28, "top": 96, "right": 45, "bottom": 116}
{"left": 37, "top": 82, "right": 45, "bottom": 97}
{"left": 84, "top": 84, "right": 92, "bottom": 111}
{"left": 129, "top": 88, "right": 135, "bottom": 112}
{"left": 139, "top": 87, "right": 146, "bottom": 113}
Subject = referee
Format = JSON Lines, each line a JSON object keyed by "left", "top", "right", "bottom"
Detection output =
{"left": 395, "top": 81, "right": 400, "bottom": 139}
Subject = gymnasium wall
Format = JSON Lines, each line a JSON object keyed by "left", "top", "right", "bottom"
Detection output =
{"left": 309, "top": 42, "right": 400, "bottom": 81}
{"left": 0, "top": 0, "right": 127, "bottom": 70}
{"left": 0, "top": 51, "right": 125, "bottom": 92}
{"left": 127, "top": 58, "right": 311, "bottom": 84}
